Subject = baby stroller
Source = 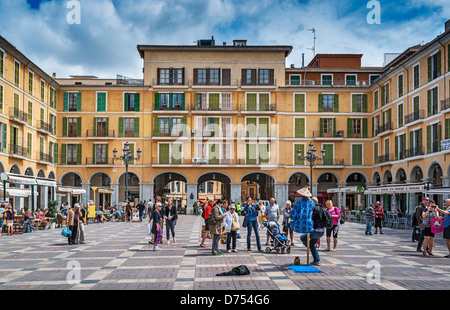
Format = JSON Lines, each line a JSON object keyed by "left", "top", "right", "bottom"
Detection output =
{"left": 265, "top": 221, "right": 291, "bottom": 254}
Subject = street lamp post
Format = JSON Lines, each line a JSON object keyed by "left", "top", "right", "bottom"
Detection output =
{"left": 296, "top": 142, "right": 325, "bottom": 265}
{"left": 113, "top": 142, "right": 141, "bottom": 207}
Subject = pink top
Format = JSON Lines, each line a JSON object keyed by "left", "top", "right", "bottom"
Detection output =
{"left": 326, "top": 207, "right": 341, "bottom": 226}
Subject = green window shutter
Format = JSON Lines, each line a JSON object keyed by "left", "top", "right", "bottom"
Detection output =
{"left": 427, "top": 56, "right": 432, "bottom": 82}
{"left": 64, "top": 93, "right": 68, "bottom": 111}
{"left": 171, "top": 144, "right": 182, "bottom": 164}
{"left": 374, "top": 91, "right": 379, "bottom": 110}
{"left": 53, "top": 143, "right": 58, "bottom": 164}
{"left": 372, "top": 117, "right": 375, "bottom": 137}
{"left": 209, "top": 93, "right": 220, "bottom": 110}
{"left": 294, "top": 144, "right": 305, "bottom": 165}
{"left": 0, "top": 84, "right": 3, "bottom": 111}
{"left": 246, "top": 118, "right": 257, "bottom": 137}
{"left": 418, "top": 128, "right": 423, "bottom": 148}
{"left": 352, "top": 95, "right": 357, "bottom": 112}
{"left": 2, "top": 123, "right": 6, "bottom": 153}
{"left": 134, "top": 93, "right": 140, "bottom": 111}
{"left": 181, "top": 93, "right": 185, "bottom": 110}
{"left": 246, "top": 144, "right": 257, "bottom": 165}
{"left": 294, "top": 94, "right": 305, "bottom": 112}
{"left": 395, "top": 136, "right": 399, "bottom": 160}
{"left": 159, "top": 143, "right": 170, "bottom": 164}
{"left": 181, "top": 117, "right": 187, "bottom": 136}
{"left": 290, "top": 75, "right": 301, "bottom": 85}
{"left": 427, "top": 125, "right": 431, "bottom": 154}
{"left": 363, "top": 94, "right": 368, "bottom": 112}
{"left": 40, "top": 108, "right": 44, "bottom": 123}
{"left": 362, "top": 118, "right": 368, "bottom": 138}
{"left": 318, "top": 94, "right": 323, "bottom": 112}
{"left": 76, "top": 144, "right": 82, "bottom": 165}
{"left": 427, "top": 89, "right": 431, "bottom": 116}
{"left": 323, "top": 144, "right": 333, "bottom": 165}
{"left": 398, "top": 75, "right": 403, "bottom": 97}
{"left": 347, "top": 118, "right": 353, "bottom": 138}
{"left": 28, "top": 101, "right": 32, "bottom": 126}
{"left": 414, "top": 66, "right": 419, "bottom": 89}
{"left": 105, "top": 118, "right": 109, "bottom": 134}
{"left": 384, "top": 139, "right": 390, "bottom": 156}
{"left": 209, "top": 144, "right": 219, "bottom": 164}
{"left": 437, "top": 122, "right": 441, "bottom": 151}
{"left": 445, "top": 119, "right": 450, "bottom": 140}
{"left": 294, "top": 118, "right": 305, "bottom": 138}
{"left": 134, "top": 117, "right": 140, "bottom": 137}
{"left": 26, "top": 132, "right": 32, "bottom": 158}
{"left": 258, "top": 143, "right": 269, "bottom": 164}
{"left": 433, "top": 88, "right": 438, "bottom": 115}
{"left": 76, "top": 117, "right": 82, "bottom": 137}
{"left": 409, "top": 132, "right": 413, "bottom": 149}
{"left": 154, "top": 93, "right": 160, "bottom": 110}
{"left": 61, "top": 144, "right": 67, "bottom": 165}
{"left": 259, "top": 94, "right": 269, "bottom": 111}
{"left": 128, "top": 143, "right": 134, "bottom": 165}
{"left": 258, "top": 118, "right": 269, "bottom": 137}
{"left": 398, "top": 104, "right": 403, "bottom": 128}
{"left": 169, "top": 93, "right": 173, "bottom": 109}
{"left": 402, "top": 134, "right": 407, "bottom": 156}
{"left": 381, "top": 86, "right": 385, "bottom": 106}
{"left": 105, "top": 144, "right": 109, "bottom": 164}
{"left": 168, "top": 117, "right": 174, "bottom": 136}
{"left": 194, "top": 93, "right": 198, "bottom": 110}
{"left": 76, "top": 93, "right": 82, "bottom": 111}
{"left": 92, "top": 144, "right": 96, "bottom": 164}
{"left": 414, "top": 96, "right": 419, "bottom": 113}
{"left": 352, "top": 144, "right": 362, "bottom": 165}
{"left": 62, "top": 118, "right": 68, "bottom": 137}
{"left": 247, "top": 94, "right": 257, "bottom": 111}
{"left": 374, "top": 143, "right": 378, "bottom": 164}
{"left": 93, "top": 117, "right": 97, "bottom": 136}
{"left": 319, "top": 118, "right": 324, "bottom": 137}
{"left": 124, "top": 93, "right": 129, "bottom": 111}
{"left": 118, "top": 117, "right": 124, "bottom": 137}
{"left": 386, "top": 84, "right": 389, "bottom": 104}
{"left": 97, "top": 93, "right": 106, "bottom": 112}
{"left": 388, "top": 109, "right": 392, "bottom": 124}
{"left": 153, "top": 117, "right": 160, "bottom": 136}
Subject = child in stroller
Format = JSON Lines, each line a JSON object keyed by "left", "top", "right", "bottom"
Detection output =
{"left": 265, "top": 221, "right": 291, "bottom": 254}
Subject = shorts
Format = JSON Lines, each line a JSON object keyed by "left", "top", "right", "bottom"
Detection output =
{"left": 326, "top": 225, "right": 339, "bottom": 238}
{"left": 0, "top": 220, "right": 3, "bottom": 228}
{"left": 423, "top": 227, "right": 435, "bottom": 237}
{"left": 204, "top": 218, "right": 210, "bottom": 231}
{"left": 6, "top": 220, "right": 13, "bottom": 227}
{"left": 374, "top": 218, "right": 383, "bottom": 228}
{"left": 443, "top": 227, "right": 450, "bottom": 239}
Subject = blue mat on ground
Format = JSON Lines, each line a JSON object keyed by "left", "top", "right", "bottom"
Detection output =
{"left": 287, "top": 265, "right": 324, "bottom": 273}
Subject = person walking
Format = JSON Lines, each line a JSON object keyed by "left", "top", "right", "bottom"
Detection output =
{"left": 374, "top": 201, "right": 384, "bottom": 235}
{"left": 209, "top": 199, "right": 227, "bottom": 256}
{"left": 66, "top": 204, "right": 82, "bottom": 245}
{"left": 243, "top": 197, "right": 262, "bottom": 252}
{"left": 324, "top": 200, "right": 341, "bottom": 252}
{"left": 126, "top": 201, "right": 132, "bottom": 222}
{"left": 282, "top": 200, "right": 294, "bottom": 246}
{"left": 4, "top": 205, "right": 15, "bottom": 236}
{"left": 151, "top": 203, "right": 163, "bottom": 251}
{"left": 76, "top": 203, "right": 86, "bottom": 244}
{"left": 421, "top": 200, "right": 439, "bottom": 256}
{"left": 224, "top": 203, "right": 240, "bottom": 253}
{"left": 199, "top": 199, "right": 214, "bottom": 248}
{"left": 415, "top": 197, "right": 429, "bottom": 252}
{"left": 365, "top": 203, "right": 375, "bottom": 235}
{"left": 164, "top": 198, "right": 178, "bottom": 244}
{"left": 0, "top": 204, "right": 5, "bottom": 237}
{"left": 265, "top": 198, "right": 280, "bottom": 245}
{"left": 137, "top": 200, "right": 146, "bottom": 222}
{"left": 436, "top": 199, "right": 450, "bottom": 258}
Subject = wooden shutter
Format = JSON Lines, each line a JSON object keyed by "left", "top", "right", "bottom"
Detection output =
{"left": 62, "top": 117, "right": 68, "bottom": 137}
{"left": 352, "top": 95, "right": 357, "bottom": 112}
{"left": 333, "top": 94, "right": 339, "bottom": 112}
{"left": 53, "top": 143, "right": 58, "bottom": 164}
{"left": 427, "top": 56, "right": 432, "bottom": 82}
{"left": 76, "top": 117, "right": 81, "bottom": 137}
{"left": 64, "top": 93, "right": 68, "bottom": 111}
{"left": 134, "top": 93, "right": 140, "bottom": 111}
{"left": 363, "top": 118, "right": 368, "bottom": 138}
{"left": 347, "top": 118, "right": 353, "bottom": 138}
{"left": 395, "top": 136, "right": 399, "bottom": 160}
{"left": 169, "top": 68, "right": 174, "bottom": 85}
{"left": 246, "top": 118, "right": 257, "bottom": 137}
{"left": 268, "top": 69, "right": 274, "bottom": 85}
{"left": 153, "top": 117, "right": 160, "bottom": 136}
{"left": 172, "top": 143, "right": 182, "bottom": 164}
{"left": 427, "top": 89, "right": 431, "bottom": 116}
{"left": 246, "top": 144, "right": 257, "bottom": 164}
{"left": 61, "top": 144, "right": 66, "bottom": 165}
{"left": 259, "top": 143, "right": 270, "bottom": 164}
{"left": 374, "top": 91, "right": 379, "bottom": 110}
{"left": 294, "top": 144, "right": 305, "bottom": 165}
{"left": 295, "top": 118, "right": 305, "bottom": 138}
{"left": 2, "top": 123, "right": 6, "bottom": 153}
{"left": 258, "top": 118, "right": 269, "bottom": 137}
{"left": 154, "top": 93, "right": 160, "bottom": 110}
{"left": 134, "top": 117, "right": 139, "bottom": 137}
{"left": 427, "top": 125, "right": 431, "bottom": 154}
{"left": 159, "top": 143, "right": 169, "bottom": 164}
{"left": 398, "top": 104, "right": 403, "bottom": 128}
{"left": 76, "top": 92, "right": 82, "bottom": 111}
{"left": 294, "top": 94, "right": 305, "bottom": 112}
{"left": 352, "top": 144, "right": 362, "bottom": 165}
{"left": 193, "top": 68, "right": 199, "bottom": 85}
{"left": 363, "top": 94, "right": 368, "bottom": 112}
{"left": 76, "top": 144, "right": 82, "bottom": 165}
{"left": 318, "top": 94, "right": 323, "bottom": 112}
{"left": 28, "top": 101, "right": 32, "bottom": 126}
{"left": 181, "top": 93, "right": 185, "bottom": 110}
{"left": 323, "top": 144, "right": 333, "bottom": 165}
{"left": 222, "top": 68, "right": 231, "bottom": 86}
{"left": 246, "top": 93, "right": 257, "bottom": 111}
{"left": 124, "top": 93, "right": 129, "bottom": 111}
{"left": 118, "top": 117, "right": 124, "bottom": 137}
{"left": 445, "top": 119, "right": 450, "bottom": 140}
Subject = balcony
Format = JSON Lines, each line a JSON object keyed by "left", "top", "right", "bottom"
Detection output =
{"left": 85, "top": 157, "right": 114, "bottom": 165}
{"left": 312, "top": 130, "right": 345, "bottom": 139}
{"left": 241, "top": 79, "right": 277, "bottom": 87}
{"left": 152, "top": 157, "right": 279, "bottom": 166}
{"left": 9, "top": 144, "right": 29, "bottom": 158}
{"left": 286, "top": 79, "right": 371, "bottom": 87}
{"left": 152, "top": 78, "right": 188, "bottom": 88}
{"left": 38, "top": 152, "right": 53, "bottom": 164}
{"left": 429, "top": 141, "right": 441, "bottom": 154}
{"left": 193, "top": 79, "right": 239, "bottom": 88}
{"left": 375, "top": 122, "right": 393, "bottom": 136}
{"left": 405, "top": 110, "right": 425, "bottom": 125}
{"left": 240, "top": 103, "right": 277, "bottom": 113}
{"left": 312, "top": 158, "right": 345, "bottom": 167}
{"left": 9, "top": 108, "right": 28, "bottom": 124}
{"left": 441, "top": 98, "right": 450, "bottom": 111}
{"left": 191, "top": 104, "right": 235, "bottom": 113}
{"left": 153, "top": 103, "right": 188, "bottom": 112}
{"left": 406, "top": 146, "right": 424, "bottom": 158}
{"left": 38, "top": 120, "right": 54, "bottom": 134}
{"left": 377, "top": 153, "right": 392, "bottom": 164}
{"left": 152, "top": 130, "right": 187, "bottom": 138}
{"left": 240, "top": 129, "right": 277, "bottom": 139}
{"left": 86, "top": 130, "right": 115, "bottom": 139}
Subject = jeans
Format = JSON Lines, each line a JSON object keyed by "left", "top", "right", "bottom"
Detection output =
{"left": 226, "top": 231, "right": 237, "bottom": 250}
{"left": 246, "top": 220, "right": 261, "bottom": 250}
{"left": 68, "top": 225, "right": 78, "bottom": 245}
{"left": 212, "top": 234, "right": 221, "bottom": 254}
{"left": 365, "top": 219, "right": 374, "bottom": 235}
{"left": 300, "top": 230, "right": 324, "bottom": 263}
{"left": 416, "top": 228, "right": 425, "bottom": 251}
{"left": 166, "top": 219, "right": 176, "bottom": 240}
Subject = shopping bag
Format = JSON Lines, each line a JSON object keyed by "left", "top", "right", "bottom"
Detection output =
{"left": 147, "top": 223, "right": 152, "bottom": 236}
{"left": 61, "top": 227, "right": 72, "bottom": 237}
{"left": 431, "top": 218, "right": 443, "bottom": 234}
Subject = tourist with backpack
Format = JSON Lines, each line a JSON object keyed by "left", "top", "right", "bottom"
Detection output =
{"left": 324, "top": 200, "right": 341, "bottom": 252}
{"left": 209, "top": 199, "right": 227, "bottom": 256}
{"left": 4, "top": 205, "right": 15, "bottom": 236}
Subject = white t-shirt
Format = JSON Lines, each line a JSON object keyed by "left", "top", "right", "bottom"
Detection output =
{"left": 265, "top": 204, "right": 279, "bottom": 222}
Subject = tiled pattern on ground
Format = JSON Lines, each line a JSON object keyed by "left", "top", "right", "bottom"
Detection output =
{"left": 0, "top": 214, "right": 448, "bottom": 290}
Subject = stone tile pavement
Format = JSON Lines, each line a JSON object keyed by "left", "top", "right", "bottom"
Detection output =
{"left": 0, "top": 214, "right": 448, "bottom": 292}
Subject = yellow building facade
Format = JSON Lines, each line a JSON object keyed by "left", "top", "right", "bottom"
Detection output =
{"left": 0, "top": 25, "right": 449, "bottom": 212}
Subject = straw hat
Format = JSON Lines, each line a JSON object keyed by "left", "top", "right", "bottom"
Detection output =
{"left": 296, "top": 186, "right": 312, "bottom": 198}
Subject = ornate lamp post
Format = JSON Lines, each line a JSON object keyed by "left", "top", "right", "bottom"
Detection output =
{"left": 113, "top": 142, "right": 141, "bottom": 205}
{"left": 296, "top": 142, "right": 325, "bottom": 265}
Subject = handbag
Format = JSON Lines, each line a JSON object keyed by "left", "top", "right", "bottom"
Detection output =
{"left": 431, "top": 219, "right": 443, "bottom": 234}
{"left": 418, "top": 223, "right": 426, "bottom": 230}
{"left": 61, "top": 227, "right": 72, "bottom": 237}
{"left": 231, "top": 214, "right": 240, "bottom": 231}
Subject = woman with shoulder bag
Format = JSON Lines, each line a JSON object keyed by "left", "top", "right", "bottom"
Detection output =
{"left": 421, "top": 200, "right": 439, "bottom": 256}
{"left": 224, "top": 204, "right": 240, "bottom": 253}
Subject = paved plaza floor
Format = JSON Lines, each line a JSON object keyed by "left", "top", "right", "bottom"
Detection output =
{"left": 0, "top": 214, "right": 448, "bottom": 293}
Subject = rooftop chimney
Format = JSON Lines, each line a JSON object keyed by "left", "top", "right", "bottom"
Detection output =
{"left": 446, "top": 19, "right": 450, "bottom": 32}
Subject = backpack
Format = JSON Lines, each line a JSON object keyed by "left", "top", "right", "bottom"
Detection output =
{"left": 216, "top": 265, "right": 250, "bottom": 276}
{"left": 8, "top": 210, "right": 14, "bottom": 220}
{"left": 321, "top": 208, "right": 334, "bottom": 229}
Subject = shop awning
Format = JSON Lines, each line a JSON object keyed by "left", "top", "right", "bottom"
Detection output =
{"left": 91, "top": 187, "right": 113, "bottom": 194}
{"left": 364, "top": 184, "right": 424, "bottom": 194}
{"left": 426, "top": 188, "right": 450, "bottom": 194}
{"left": 7, "top": 175, "right": 37, "bottom": 185}
{"left": 36, "top": 179, "right": 57, "bottom": 187}
{"left": 72, "top": 189, "right": 86, "bottom": 194}
{"left": 56, "top": 187, "right": 86, "bottom": 194}
{"left": 327, "top": 186, "right": 363, "bottom": 194}
{"left": 2, "top": 188, "right": 37, "bottom": 197}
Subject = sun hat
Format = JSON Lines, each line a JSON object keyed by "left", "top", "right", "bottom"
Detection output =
{"left": 296, "top": 186, "right": 312, "bottom": 198}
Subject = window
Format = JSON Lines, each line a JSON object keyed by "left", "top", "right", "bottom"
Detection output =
{"left": 246, "top": 93, "right": 272, "bottom": 111}
{"left": 0, "top": 83, "right": 3, "bottom": 112}
{"left": 370, "top": 75, "right": 380, "bottom": 85}
{"left": 395, "top": 134, "right": 406, "bottom": 160}
{"left": 413, "top": 64, "right": 420, "bottom": 89}
{"left": 96, "top": 117, "right": 108, "bottom": 137}
{"left": 409, "top": 129, "right": 422, "bottom": 157}
{"left": 428, "top": 51, "right": 441, "bottom": 81}
{"left": 14, "top": 60, "right": 20, "bottom": 87}
{"left": 427, "top": 122, "right": 441, "bottom": 154}
{"left": 159, "top": 68, "right": 170, "bottom": 84}
{"left": 124, "top": 118, "right": 135, "bottom": 137}
{"left": 68, "top": 93, "right": 79, "bottom": 111}
{"left": 294, "top": 93, "right": 305, "bottom": 112}
{"left": 352, "top": 94, "right": 364, "bottom": 112}
{"left": 160, "top": 93, "right": 170, "bottom": 109}
{"left": 259, "top": 69, "right": 270, "bottom": 84}
{"left": 374, "top": 142, "right": 379, "bottom": 164}
{"left": 171, "top": 118, "right": 183, "bottom": 137}
{"left": 346, "top": 75, "right": 357, "bottom": 86}
{"left": 0, "top": 49, "right": 4, "bottom": 78}
{"left": 427, "top": 87, "right": 438, "bottom": 116}
{"left": 97, "top": 92, "right": 107, "bottom": 112}
{"left": 245, "top": 69, "right": 254, "bottom": 85}
{"left": 374, "top": 90, "right": 379, "bottom": 110}
{"left": 124, "top": 93, "right": 140, "bottom": 111}
{"left": 159, "top": 118, "right": 169, "bottom": 136}
{"left": 159, "top": 143, "right": 182, "bottom": 164}
{"left": 322, "top": 118, "right": 334, "bottom": 137}
{"left": 397, "top": 74, "right": 404, "bottom": 97}
{"left": 397, "top": 103, "right": 404, "bottom": 128}
{"left": 173, "top": 93, "right": 183, "bottom": 109}
{"left": 322, "top": 144, "right": 334, "bottom": 165}
{"left": 50, "top": 88, "right": 56, "bottom": 109}
{"left": 95, "top": 144, "right": 107, "bottom": 164}
{"left": 209, "top": 68, "right": 220, "bottom": 85}
{"left": 67, "top": 144, "right": 78, "bottom": 165}
{"left": 321, "top": 75, "right": 332, "bottom": 86}
{"left": 246, "top": 143, "right": 270, "bottom": 165}
{"left": 40, "top": 80, "right": 45, "bottom": 102}
{"left": 323, "top": 94, "right": 334, "bottom": 111}
{"left": 28, "top": 71, "right": 34, "bottom": 95}
{"left": 158, "top": 68, "right": 184, "bottom": 85}
{"left": 352, "top": 119, "right": 362, "bottom": 138}
{"left": 381, "top": 83, "right": 389, "bottom": 106}
{"left": 221, "top": 93, "right": 232, "bottom": 110}
{"left": 198, "top": 69, "right": 207, "bottom": 84}
{"left": 67, "top": 118, "right": 78, "bottom": 137}
{"left": 351, "top": 144, "right": 363, "bottom": 165}
{"left": 290, "top": 75, "right": 301, "bottom": 86}
{"left": 247, "top": 117, "right": 270, "bottom": 137}
{"left": 27, "top": 132, "right": 32, "bottom": 158}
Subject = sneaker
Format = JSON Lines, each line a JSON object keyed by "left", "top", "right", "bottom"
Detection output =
{"left": 173, "top": 237, "right": 176, "bottom": 243}
{"left": 227, "top": 250, "right": 231, "bottom": 253}
{"left": 232, "top": 249, "right": 238, "bottom": 253}
{"left": 167, "top": 240, "right": 170, "bottom": 245}
{"left": 213, "top": 252, "right": 223, "bottom": 256}
{"left": 311, "top": 261, "right": 321, "bottom": 266}
{"left": 153, "top": 246, "right": 161, "bottom": 251}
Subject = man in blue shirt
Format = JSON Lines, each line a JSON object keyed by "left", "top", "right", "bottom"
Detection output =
{"left": 243, "top": 197, "right": 262, "bottom": 251}
{"left": 265, "top": 198, "right": 280, "bottom": 245}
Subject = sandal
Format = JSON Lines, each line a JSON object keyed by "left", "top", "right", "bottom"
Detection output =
{"left": 200, "top": 244, "right": 206, "bottom": 248}
{"left": 422, "top": 251, "right": 429, "bottom": 257}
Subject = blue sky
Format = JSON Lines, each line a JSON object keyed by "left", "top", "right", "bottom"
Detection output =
{"left": 0, "top": 0, "right": 448, "bottom": 78}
